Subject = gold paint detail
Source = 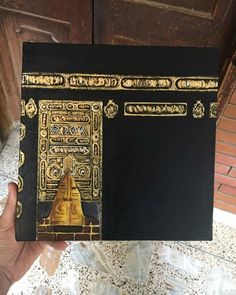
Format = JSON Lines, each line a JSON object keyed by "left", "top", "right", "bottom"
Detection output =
{"left": 49, "top": 170, "right": 85, "bottom": 226}
{"left": 22, "top": 73, "right": 218, "bottom": 92}
{"left": 22, "top": 74, "right": 65, "bottom": 87}
{"left": 121, "top": 77, "right": 172, "bottom": 89}
{"left": 18, "top": 175, "right": 23, "bottom": 192}
{"left": 209, "top": 102, "right": 217, "bottom": 118}
{"left": 176, "top": 78, "right": 218, "bottom": 90}
{"left": 21, "top": 100, "right": 26, "bottom": 116}
{"left": 193, "top": 100, "right": 205, "bottom": 119}
{"left": 38, "top": 100, "right": 102, "bottom": 202}
{"left": 25, "top": 98, "right": 37, "bottom": 118}
{"left": 16, "top": 201, "right": 23, "bottom": 219}
{"left": 104, "top": 100, "right": 119, "bottom": 118}
{"left": 69, "top": 75, "right": 118, "bottom": 88}
{"left": 20, "top": 123, "right": 26, "bottom": 141}
{"left": 19, "top": 150, "right": 25, "bottom": 168}
{"left": 124, "top": 102, "right": 187, "bottom": 116}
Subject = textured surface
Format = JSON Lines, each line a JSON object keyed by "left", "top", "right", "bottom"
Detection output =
{"left": 6, "top": 236, "right": 236, "bottom": 295}
{"left": 1, "top": 128, "right": 236, "bottom": 294}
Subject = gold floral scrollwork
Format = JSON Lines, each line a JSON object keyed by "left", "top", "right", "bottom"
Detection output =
{"left": 19, "top": 150, "right": 25, "bottom": 168}
{"left": 16, "top": 201, "right": 23, "bottom": 219}
{"left": 209, "top": 102, "right": 217, "bottom": 118}
{"left": 192, "top": 100, "right": 205, "bottom": 119}
{"left": 20, "top": 123, "right": 26, "bottom": 140}
{"left": 18, "top": 175, "right": 23, "bottom": 192}
{"left": 104, "top": 100, "right": 118, "bottom": 118}
{"left": 21, "top": 100, "right": 26, "bottom": 116}
{"left": 25, "top": 98, "right": 37, "bottom": 118}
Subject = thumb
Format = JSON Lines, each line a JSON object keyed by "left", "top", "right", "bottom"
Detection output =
{"left": 0, "top": 182, "right": 17, "bottom": 229}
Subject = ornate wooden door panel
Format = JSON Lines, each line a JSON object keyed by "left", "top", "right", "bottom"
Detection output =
{"left": 0, "top": 0, "right": 92, "bottom": 142}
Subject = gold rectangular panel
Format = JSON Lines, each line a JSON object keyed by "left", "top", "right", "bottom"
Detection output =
{"left": 37, "top": 100, "right": 103, "bottom": 202}
{"left": 124, "top": 102, "right": 188, "bottom": 116}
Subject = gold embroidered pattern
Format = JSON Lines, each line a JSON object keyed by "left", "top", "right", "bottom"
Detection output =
{"left": 18, "top": 175, "right": 23, "bottom": 192}
{"left": 19, "top": 150, "right": 25, "bottom": 168}
{"left": 104, "top": 100, "right": 119, "bottom": 118}
{"left": 25, "top": 98, "right": 37, "bottom": 118}
{"left": 20, "top": 123, "right": 26, "bottom": 141}
{"left": 22, "top": 74, "right": 64, "bottom": 87}
{"left": 193, "top": 100, "right": 205, "bottom": 119}
{"left": 22, "top": 73, "right": 218, "bottom": 92}
{"left": 38, "top": 100, "right": 103, "bottom": 202}
{"left": 124, "top": 102, "right": 187, "bottom": 116}
{"left": 16, "top": 201, "right": 23, "bottom": 219}
{"left": 21, "top": 100, "right": 26, "bottom": 116}
{"left": 209, "top": 102, "right": 217, "bottom": 118}
{"left": 121, "top": 77, "right": 171, "bottom": 89}
{"left": 176, "top": 78, "right": 218, "bottom": 90}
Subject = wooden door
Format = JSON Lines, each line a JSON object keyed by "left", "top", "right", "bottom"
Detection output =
{"left": 94, "top": 0, "right": 236, "bottom": 69}
{"left": 94, "top": 0, "right": 236, "bottom": 214}
{"left": 0, "top": 0, "right": 92, "bottom": 143}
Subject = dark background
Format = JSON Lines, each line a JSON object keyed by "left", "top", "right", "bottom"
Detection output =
{"left": 19, "top": 43, "right": 218, "bottom": 240}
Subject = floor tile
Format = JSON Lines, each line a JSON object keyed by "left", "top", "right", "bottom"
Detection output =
{"left": 183, "top": 221, "right": 236, "bottom": 265}
{"left": 8, "top": 240, "right": 236, "bottom": 295}
{"left": 148, "top": 241, "right": 236, "bottom": 295}
{"left": 213, "top": 207, "right": 236, "bottom": 229}
{"left": 0, "top": 144, "right": 19, "bottom": 180}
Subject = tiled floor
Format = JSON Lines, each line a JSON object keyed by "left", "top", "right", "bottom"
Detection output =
{"left": 1, "top": 128, "right": 236, "bottom": 295}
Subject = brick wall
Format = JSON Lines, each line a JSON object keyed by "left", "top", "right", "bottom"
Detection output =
{"left": 37, "top": 216, "right": 100, "bottom": 241}
{"left": 214, "top": 89, "right": 236, "bottom": 214}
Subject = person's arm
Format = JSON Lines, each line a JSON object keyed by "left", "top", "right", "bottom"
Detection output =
{"left": 0, "top": 183, "right": 67, "bottom": 294}
{"left": 0, "top": 271, "right": 11, "bottom": 294}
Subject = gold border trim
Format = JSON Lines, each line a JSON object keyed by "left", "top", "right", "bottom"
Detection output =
{"left": 22, "top": 73, "right": 218, "bottom": 92}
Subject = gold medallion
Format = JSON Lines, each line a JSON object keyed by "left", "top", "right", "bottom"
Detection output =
{"left": 20, "top": 123, "right": 26, "bottom": 141}
{"left": 104, "top": 100, "right": 118, "bottom": 118}
{"left": 209, "top": 102, "right": 217, "bottom": 118}
{"left": 25, "top": 98, "right": 37, "bottom": 118}
{"left": 18, "top": 175, "right": 23, "bottom": 192}
{"left": 19, "top": 150, "right": 25, "bottom": 168}
{"left": 193, "top": 100, "right": 205, "bottom": 119}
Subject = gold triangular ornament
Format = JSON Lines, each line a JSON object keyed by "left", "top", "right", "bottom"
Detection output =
{"left": 49, "top": 170, "right": 85, "bottom": 226}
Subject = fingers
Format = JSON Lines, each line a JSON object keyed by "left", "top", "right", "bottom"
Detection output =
{"left": 45, "top": 241, "right": 68, "bottom": 251}
{"left": 0, "top": 182, "right": 18, "bottom": 229}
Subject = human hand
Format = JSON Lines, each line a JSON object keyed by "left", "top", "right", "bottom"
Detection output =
{"left": 0, "top": 183, "right": 67, "bottom": 294}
